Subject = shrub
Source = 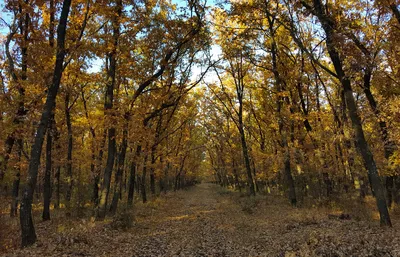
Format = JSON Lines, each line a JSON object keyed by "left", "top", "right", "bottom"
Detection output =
{"left": 110, "top": 207, "right": 134, "bottom": 231}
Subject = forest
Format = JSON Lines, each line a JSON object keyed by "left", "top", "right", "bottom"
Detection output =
{"left": 1, "top": 0, "right": 400, "bottom": 256}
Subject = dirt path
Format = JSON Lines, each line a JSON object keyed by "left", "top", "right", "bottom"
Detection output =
{"left": 116, "top": 183, "right": 261, "bottom": 256}
{"left": 4, "top": 183, "right": 400, "bottom": 256}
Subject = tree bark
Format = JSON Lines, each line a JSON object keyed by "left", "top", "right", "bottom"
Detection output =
{"left": 42, "top": 122, "right": 53, "bottom": 221}
{"left": 141, "top": 154, "right": 148, "bottom": 203}
{"left": 390, "top": 4, "right": 400, "bottom": 25}
{"left": 109, "top": 126, "right": 128, "bottom": 214}
{"left": 65, "top": 93, "right": 73, "bottom": 216}
{"left": 43, "top": 0, "right": 56, "bottom": 217}
{"left": 150, "top": 150, "right": 156, "bottom": 195}
{"left": 233, "top": 55, "right": 255, "bottom": 196}
{"left": 19, "top": 0, "right": 72, "bottom": 247}
{"left": 128, "top": 145, "right": 141, "bottom": 206}
{"left": 96, "top": 0, "right": 122, "bottom": 220}
{"left": 10, "top": 140, "right": 22, "bottom": 217}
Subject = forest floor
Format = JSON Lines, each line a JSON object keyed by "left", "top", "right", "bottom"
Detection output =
{"left": 2, "top": 183, "right": 400, "bottom": 256}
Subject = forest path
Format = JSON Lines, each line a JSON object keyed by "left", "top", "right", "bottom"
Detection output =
{"left": 123, "top": 183, "right": 268, "bottom": 256}
{"left": 6, "top": 183, "right": 400, "bottom": 256}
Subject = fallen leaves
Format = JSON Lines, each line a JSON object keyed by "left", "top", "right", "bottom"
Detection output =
{"left": 2, "top": 183, "right": 400, "bottom": 256}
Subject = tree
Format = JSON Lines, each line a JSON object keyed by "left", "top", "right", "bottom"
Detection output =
{"left": 19, "top": 0, "right": 72, "bottom": 246}
{"left": 299, "top": 0, "right": 391, "bottom": 226}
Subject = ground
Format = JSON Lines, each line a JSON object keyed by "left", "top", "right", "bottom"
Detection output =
{"left": 2, "top": 183, "right": 400, "bottom": 256}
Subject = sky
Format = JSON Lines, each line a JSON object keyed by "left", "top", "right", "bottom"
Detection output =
{"left": 0, "top": 0, "right": 11, "bottom": 35}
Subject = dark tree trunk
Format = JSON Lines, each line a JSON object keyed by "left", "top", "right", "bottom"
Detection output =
{"left": 43, "top": 0, "right": 56, "bottom": 216}
{"left": 96, "top": 0, "right": 121, "bottom": 220}
{"left": 235, "top": 71, "right": 255, "bottom": 195}
{"left": 10, "top": 140, "right": 22, "bottom": 217}
{"left": 239, "top": 124, "right": 255, "bottom": 196}
{"left": 150, "top": 150, "right": 156, "bottom": 195}
{"left": 323, "top": 172, "right": 333, "bottom": 198}
{"left": 10, "top": 172, "right": 20, "bottom": 217}
{"left": 136, "top": 174, "right": 141, "bottom": 194}
{"left": 93, "top": 130, "right": 107, "bottom": 206}
{"left": 394, "top": 176, "right": 400, "bottom": 204}
{"left": 109, "top": 127, "right": 128, "bottom": 215}
{"left": 19, "top": 0, "right": 72, "bottom": 247}
{"left": 127, "top": 161, "right": 136, "bottom": 206}
{"left": 148, "top": 113, "right": 163, "bottom": 196}
{"left": 65, "top": 93, "right": 73, "bottom": 216}
{"left": 53, "top": 127, "right": 61, "bottom": 209}
{"left": 163, "top": 162, "right": 170, "bottom": 194}
{"left": 141, "top": 155, "right": 148, "bottom": 203}
{"left": 175, "top": 171, "right": 180, "bottom": 191}
{"left": 42, "top": 124, "right": 52, "bottom": 221}
{"left": 232, "top": 159, "right": 241, "bottom": 192}
{"left": 97, "top": 128, "right": 116, "bottom": 218}
{"left": 128, "top": 145, "right": 141, "bottom": 206}
{"left": 273, "top": 47, "right": 296, "bottom": 205}
{"left": 284, "top": 143, "right": 296, "bottom": 206}
{"left": 390, "top": 4, "right": 400, "bottom": 25}
{"left": 54, "top": 166, "right": 60, "bottom": 209}
{"left": 174, "top": 155, "right": 187, "bottom": 191}
{"left": 92, "top": 174, "right": 99, "bottom": 204}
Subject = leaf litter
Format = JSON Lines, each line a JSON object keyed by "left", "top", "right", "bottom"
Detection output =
{"left": 2, "top": 183, "right": 400, "bottom": 256}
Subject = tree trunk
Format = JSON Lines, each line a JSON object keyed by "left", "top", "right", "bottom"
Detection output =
{"left": 96, "top": 0, "right": 121, "bottom": 220}
{"left": 239, "top": 124, "right": 255, "bottom": 196}
{"left": 93, "top": 130, "right": 107, "bottom": 206}
{"left": 390, "top": 4, "right": 400, "bottom": 25}
{"left": 128, "top": 145, "right": 141, "bottom": 206}
{"left": 236, "top": 71, "right": 255, "bottom": 195}
{"left": 43, "top": 0, "right": 56, "bottom": 217}
{"left": 127, "top": 161, "right": 136, "bottom": 207}
{"left": 266, "top": 12, "right": 296, "bottom": 205}
{"left": 54, "top": 166, "right": 60, "bottom": 209}
{"left": 19, "top": 0, "right": 72, "bottom": 247}
{"left": 65, "top": 93, "right": 73, "bottom": 216}
{"left": 163, "top": 161, "right": 170, "bottom": 194}
{"left": 10, "top": 140, "right": 22, "bottom": 217}
{"left": 141, "top": 155, "right": 148, "bottom": 203}
{"left": 284, "top": 146, "right": 297, "bottom": 206}
{"left": 232, "top": 159, "right": 241, "bottom": 192}
{"left": 150, "top": 150, "right": 156, "bottom": 195}
{"left": 109, "top": 127, "right": 128, "bottom": 214}
{"left": 344, "top": 82, "right": 391, "bottom": 225}
{"left": 42, "top": 125, "right": 52, "bottom": 221}
{"left": 10, "top": 172, "right": 20, "bottom": 217}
